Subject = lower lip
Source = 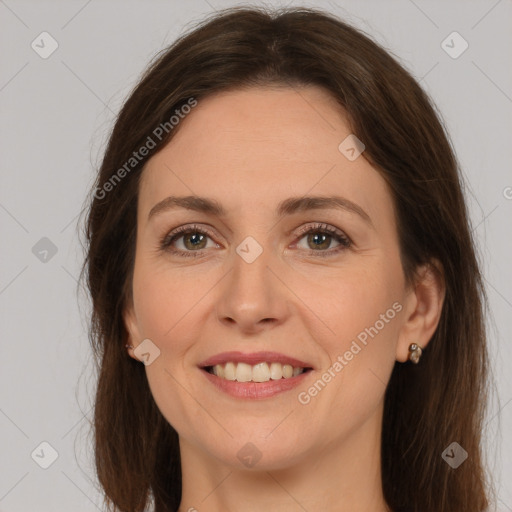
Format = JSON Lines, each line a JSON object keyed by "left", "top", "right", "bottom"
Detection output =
{"left": 201, "top": 368, "right": 312, "bottom": 399}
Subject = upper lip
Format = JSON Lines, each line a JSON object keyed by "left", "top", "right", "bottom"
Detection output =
{"left": 198, "top": 351, "right": 314, "bottom": 369}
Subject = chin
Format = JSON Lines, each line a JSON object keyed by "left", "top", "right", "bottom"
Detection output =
{"left": 196, "top": 428, "right": 316, "bottom": 472}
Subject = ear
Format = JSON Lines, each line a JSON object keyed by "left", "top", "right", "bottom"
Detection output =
{"left": 396, "top": 260, "right": 445, "bottom": 362}
{"left": 123, "top": 300, "right": 142, "bottom": 362}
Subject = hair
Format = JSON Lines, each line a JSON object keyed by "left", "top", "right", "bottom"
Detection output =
{"left": 82, "top": 6, "right": 491, "bottom": 512}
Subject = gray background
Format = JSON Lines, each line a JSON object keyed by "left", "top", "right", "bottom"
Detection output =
{"left": 0, "top": 0, "right": 511, "bottom": 510}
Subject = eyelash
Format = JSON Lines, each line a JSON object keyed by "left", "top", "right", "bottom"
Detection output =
{"left": 160, "top": 223, "right": 351, "bottom": 258}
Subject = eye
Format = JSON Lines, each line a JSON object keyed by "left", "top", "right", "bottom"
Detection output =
{"left": 160, "top": 224, "right": 218, "bottom": 258}
{"left": 160, "top": 222, "right": 351, "bottom": 258}
{"left": 293, "top": 223, "right": 351, "bottom": 257}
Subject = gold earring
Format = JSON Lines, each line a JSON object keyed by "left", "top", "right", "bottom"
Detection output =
{"left": 408, "top": 343, "right": 423, "bottom": 364}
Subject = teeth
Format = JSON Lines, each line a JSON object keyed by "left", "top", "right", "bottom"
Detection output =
{"left": 224, "top": 362, "right": 236, "bottom": 381}
{"left": 282, "top": 364, "right": 293, "bottom": 378}
{"left": 252, "top": 362, "right": 270, "bottom": 382}
{"left": 215, "top": 363, "right": 225, "bottom": 379}
{"left": 269, "top": 362, "right": 282, "bottom": 380}
{"left": 211, "top": 362, "right": 306, "bottom": 382}
{"left": 235, "top": 362, "right": 252, "bottom": 382}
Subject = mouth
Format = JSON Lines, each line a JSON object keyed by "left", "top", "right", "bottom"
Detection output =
{"left": 198, "top": 351, "right": 314, "bottom": 399}
{"left": 203, "top": 362, "right": 313, "bottom": 382}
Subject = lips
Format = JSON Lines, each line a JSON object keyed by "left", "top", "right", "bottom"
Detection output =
{"left": 198, "top": 351, "right": 314, "bottom": 399}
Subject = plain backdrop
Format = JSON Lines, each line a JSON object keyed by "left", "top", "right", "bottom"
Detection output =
{"left": 0, "top": 0, "right": 511, "bottom": 510}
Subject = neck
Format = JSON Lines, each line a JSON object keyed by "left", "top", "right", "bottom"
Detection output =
{"left": 177, "top": 404, "right": 389, "bottom": 512}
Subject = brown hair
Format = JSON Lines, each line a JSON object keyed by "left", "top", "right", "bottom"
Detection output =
{"left": 82, "top": 6, "right": 491, "bottom": 511}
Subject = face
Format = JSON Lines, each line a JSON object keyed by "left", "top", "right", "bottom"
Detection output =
{"left": 124, "top": 85, "right": 415, "bottom": 471}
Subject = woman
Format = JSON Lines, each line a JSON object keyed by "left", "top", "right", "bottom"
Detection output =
{"left": 83, "top": 6, "right": 491, "bottom": 511}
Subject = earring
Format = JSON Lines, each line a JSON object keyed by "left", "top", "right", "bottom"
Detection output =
{"left": 125, "top": 344, "right": 133, "bottom": 349}
{"left": 408, "top": 343, "right": 423, "bottom": 364}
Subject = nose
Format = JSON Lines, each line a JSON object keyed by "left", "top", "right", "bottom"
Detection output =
{"left": 215, "top": 242, "right": 291, "bottom": 335}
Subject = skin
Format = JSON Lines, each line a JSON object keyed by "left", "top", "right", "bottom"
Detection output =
{"left": 124, "top": 86, "right": 445, "bottom": 512}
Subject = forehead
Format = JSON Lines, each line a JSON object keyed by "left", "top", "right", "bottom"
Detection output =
{"left": 155, "top": 85, "right": 350, "bottom": 163}
{"left": 139, "top": 86, "right": 394, "bottom": 227}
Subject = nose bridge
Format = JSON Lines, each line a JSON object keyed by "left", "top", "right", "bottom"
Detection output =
{"left": 215, "top": 233, "right": 289, "bottom": 331}
{"left": 232, "top": 238, "right": 271, "bottom": 290}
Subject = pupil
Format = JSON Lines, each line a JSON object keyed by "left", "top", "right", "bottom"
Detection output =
{"left": 187, "top": 233, "right": 204, "bottom": 248}
{"left": 310, "top": 233, "right": 329, "bottom": 249}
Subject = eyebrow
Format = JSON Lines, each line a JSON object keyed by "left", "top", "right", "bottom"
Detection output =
{"left": 148, "top": 194, "right": 373, "bottom": 227}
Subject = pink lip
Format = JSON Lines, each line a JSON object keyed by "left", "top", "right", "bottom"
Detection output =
{"left": 201, "top": 368, "right": 312, "bottom": 399}
{"left": 198, "top": 351, "right": 313, "bottom": 369}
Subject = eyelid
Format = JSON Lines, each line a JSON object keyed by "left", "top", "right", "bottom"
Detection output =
{"left": 293, "top": 222, "right": 347, "bottom": 239}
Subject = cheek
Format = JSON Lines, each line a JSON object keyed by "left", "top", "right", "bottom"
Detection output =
{"left": 133, "top": 263, "right": 212, "bottom": 436}
{"left": 131, "top": 255, "right": 212, "bottom": 342}
{"left": 307, "top": 256, "right": 403, "bottom": 347}
{"left": 304, "top": 257, "right": 403, "bottom": 401}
